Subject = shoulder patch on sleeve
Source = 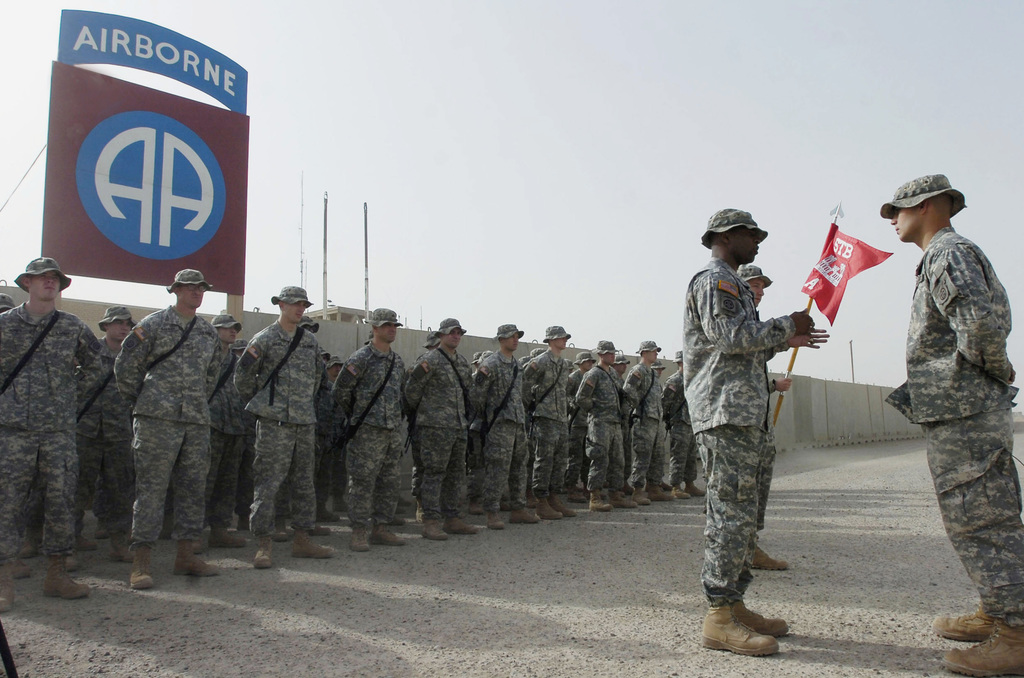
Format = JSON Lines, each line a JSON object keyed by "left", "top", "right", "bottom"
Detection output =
{"left": 714, "top": 292, "right": 742, "bottom": 318}
{"left": 667, "top": 383, "right": 677, "bottom": 392}
{"left": 414, "top": 361, "right": 430, "bottom": 377}
{"left": 585, "top": 378, "right": 595, "bottom": 388}
{"left": 347, "top": 363, "right": 359, "bottom": 376}
{"left": 121, "top": 326, "right": 144, "bottom": 351}
{"left": 478, "top": 365, "right": 489, "bottom": 376}
{"left": 933, "top": 270, "right": 959, "bottom": 311}
{"left": 239, "top": 345, "right": 259, "bottom": 367}
{"left": 717, "top": 280, "right": 740, "bottom": 298}
{"left": 528, "top": 360, "right": 539, "bottom": 371}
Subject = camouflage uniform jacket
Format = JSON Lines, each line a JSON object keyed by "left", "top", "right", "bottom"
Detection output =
{"left": 567, "top": 368, "right": 587, "bottom": 428}
{"left": 661, "top": 371, "right": 691, "bottom": 425}
{"left": 208, "top": 349, "right": 246, "bottom": 435}
{"left": 622, "top": 363, "right": 663, "bottom": 421}
{"left": 683, "top": 258, "right": 794, "bottom": 434}
{"left": 473, "top": 351, "right": 525, "bottom": 425}
{"left": 404, "top": 347, "right": 472, "bottom": 429}
{"left": 887, "top": 227, "right": 1017, "bottom": 423}
{"left": 77, "top": 340, "right": 132, "bottom": 441}
{"left": 522, "top": 350, "right": 570, "bottom": 423}
{"left": 0, "top": 305, "right": 102, "bottom": 432}
{"left": 115, "top": 307, "right": 221, "bottom": 425}
{"left": 315, "top": 369, "right": 339, "bottom": 441}
{"left": 234, "top": 323, "right": 324, "bottom": 425}
{"left": 333, "top": 343, "right": 406, "bottom": 431}
{"left": 575, "top": 364, "right": 621, "bottom": 424}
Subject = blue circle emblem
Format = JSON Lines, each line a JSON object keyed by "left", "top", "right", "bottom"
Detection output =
{"left": 76, "top": 111, "right": 226, "bottom": 260}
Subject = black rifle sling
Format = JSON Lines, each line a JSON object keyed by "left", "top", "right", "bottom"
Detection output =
{"left": 348, "top": 351, "right": 397, "bottom": 437}
{"left": 634, "top": 366, "right": 657, "bottom": 420}
{"left": 147, "top": 316, "right": 197, "bottom": 372}
{"left": 435, "top": 348, "right": 473, "bottom": 419}
{"left": 0, "top": 310, "right": 61, "bottom": 396}
{"left": 259, "top": 327, "right": 305, "bottom": 406}
{"left": 77, "top": 369, "right": 115, "bottom": 422}
{"left": 532, "top": 358, "right": 564, "bottom": 412}
{"left": 208, "top": 353, "right": 239, "bottom": 404}
{"left": 484, "top": 359, "right": 519, "bottom": 435}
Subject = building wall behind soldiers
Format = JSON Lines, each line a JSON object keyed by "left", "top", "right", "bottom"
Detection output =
{"left": 14, "top": 287, "right": 925, "bottom": 451}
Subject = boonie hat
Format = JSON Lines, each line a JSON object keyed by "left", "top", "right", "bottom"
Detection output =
{"left": 15, "top": 257, "right": 72, "bottom": 292}
{"left": 543, "top": 326, "right": 571, "bottom": 343}
{"left": 211, "top": 314, "right": 242, "bottom": 331}
{"left": 701, "top": 209, "right": 768, "bottom": 249}
{"left": 167, "top": 269, "right": 212, "bottom": 293}
{"left": 496, "top": 324, "right": 525, "bottom": 339}
{"left": 880, "top": 174, "right": 965, "bottom": 219}
{"left": 614, "top": 353, "right": 630, "bottom": 365}
{"left": 674, "top": 350, "right": 685, "bottom": 364}
{"left": 272, "top": 286, "right": 313, "bottom": 308}
{"left": 594, "top": 340, "right": 616, "bottom": 355}
{"left": 737, "top": 264, "right": 773, "bottom": 287}
{"left": 369, "top": 308, "right": 403, "bottom": 327}
{"left": 99, "top": 305, "right": 134, "bottom": 330}
{"left": 424, "top": 331, "right": 442, "bottom": 349}
{"left": 0, "top": 293, "right": 15, "bottom": 311}
{"left": 438, "top": 318, "right": 465, "bottom": 335}
{"left": 573, "top": 351, "right": 596, "bottom": 365}
{"left": 326, "top": 355, "right": 345, "bottom": 369}
{"left": 637, "top": 340, "right": 661, "bottom": 354}
{"left": 299, "top": 315, "right": 320, "bottom": 332}
{"left": 530, "top": 347, "right": 546, "bottom": 358}
{"left": 230, "top": 338, "right": 248, "bottom": 351}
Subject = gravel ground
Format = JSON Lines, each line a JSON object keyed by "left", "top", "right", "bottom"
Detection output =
{"left": 3, "top": 435, "right": 1021, "bottom": 678}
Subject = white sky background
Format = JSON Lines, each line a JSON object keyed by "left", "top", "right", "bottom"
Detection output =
{"left": 1, "top": 1, "right": 1022, "bottom": 391}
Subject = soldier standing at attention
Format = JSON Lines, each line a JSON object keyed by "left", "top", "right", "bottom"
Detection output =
{"left": 473, "top": 324, "right": 537, "bottom": 530}
{"left": 613, "top": 353, "right": 633, "bottom": 491}
{"left": 75, "top": 305, "right": 136, "bottom": 563}
{"left": 662, "top": 351, "right": 704, "bottom": 500}
{"left": 685, "top": 210, "right": 823, "bottom": 656}
{"left": 235, "top": 287, "right": 333, "bottom": 569}
{"left": 404, "top": 318, "right": 478, "bottom": 540}
{"left": 648, "top": 359, "right": 671, "bottom": 496}
{"left": 466, "top": 350, "right": 492, "bottom": 516}
{"left": 882, "top": 175, "right": 1024, "bottom": 677}
{"left": 115, "top": 269, "right": 223, "bottom": 590}
{"left": 737, "top": 264, "right": 792, "bottom": 571}
{"left": 523, "top": 326, "right": 577, "bottom": 520}
{"left": 333, "top": 308, "right": 407, "bottom": 552}
{"left": 204, "top": 314, "right": 248, "bottom": 551}
{"left": 564, "top": 351, "right": 595, "bottom": 503}
{"left": 409, "top": 331, "right": 442, "bottom": 523}
{"left": 0, "top": 258, "right": 101, "bottom": 611}
{"left": 623, "top": 341, "right": 670, "bottom": 506}
{"left": 575, "top": 341, "right": 629, "bottom": 512}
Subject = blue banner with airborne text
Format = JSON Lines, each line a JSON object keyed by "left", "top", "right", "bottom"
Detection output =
{"left": 57, "top": 9, "right": 248, "bottom": 114}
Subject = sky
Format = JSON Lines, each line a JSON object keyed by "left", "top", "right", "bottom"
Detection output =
{"left": 2, "top": 1, "right": 1022, "bottom": 390}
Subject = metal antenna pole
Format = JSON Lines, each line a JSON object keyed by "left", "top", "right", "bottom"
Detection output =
{"left": 849, "top": 340, "right": 855, "bottom": 383}
{"left": 299, "top": 172, "right": 305, "bottom": 289}
{"left": 322, "top": 192, "right": 328, "bottom": 320}
{"left": 364, "top": 202, "right": 369, "bottom": 323}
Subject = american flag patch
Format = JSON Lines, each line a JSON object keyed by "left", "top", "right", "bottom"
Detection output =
{"left": 718, "top": 280, "right": 739, "bottom": 298}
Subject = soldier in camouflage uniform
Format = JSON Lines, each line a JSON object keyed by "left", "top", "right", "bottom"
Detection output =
{"left": 466, "top": 350, "right": 492, "bottom": 515}
{"left": 321, "top": 355, "right": 349, "bottom": 517}
{"left": 738, "top": 264, "right": 792, "bottom": 571}
{"left": 75, "top": 305, "right": 135, "bottom": 563}
{"left": 203, "top": 314, "right": 248, "bottom": 550}
{"left": 231, "top": 338, "right": 258, "bottom": 531}
{"left": 0, "top": 258, "right": 101, "bottom": 611}
{"left": 235, "top": 287, "right": 334, "bottom": 568}
{"left": 116, "top": 269, "right": 223, "bottom": 589}
{"left": 882, "top": 175, "right": 1024, "bottom": 676}
{"left": 575, "top": 341, "right": 627, "bottom": 512}
{"left": 613, "top": 353, "right": 632, "bottom": 490}
{"left": 564, "top": 351, "right": 595, "bottom": 503}
{"left": 408, "top": 331, "right": 441, "bottom": 522}
{"left": 685, "top": 209, "right": 823, "bottom": 655}
{"left": 523, "top": 326, "right": 577, "bottom": 520}
{"left": 473, "top": 324, "right": 537, "bottom": 529}
{"left": 0, "top": 293, "right": 15, "bottom": 312}
{"left": 404, "top": 319, "right": 479, "bottom": 540}
{"left": 662, "top": 351, "right": 703, "bottom": 500}
{"left": 648, "top": 359, "right": 671, "bottom": 496}
{"left": 333, "top": 308, "right": 408, "bottom": 552}
{"left": 623, "top": 341, "right": 671, "bottom": 505}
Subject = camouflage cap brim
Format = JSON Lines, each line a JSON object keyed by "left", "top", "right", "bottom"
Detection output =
{"left": 701, "top": 225, "right": 769, "bottom": 249}
{"left": 272, "top": 295, "right": 314, "bottom": 308}
{"left": 880, "top": 188, "right": 966, "bottom": 219}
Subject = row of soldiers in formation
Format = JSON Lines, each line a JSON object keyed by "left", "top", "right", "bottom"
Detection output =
{"left": 0, "top": 256, "right": 788, "bottom": 613}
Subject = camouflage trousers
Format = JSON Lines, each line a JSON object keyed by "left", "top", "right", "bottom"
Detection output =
{"left": 251, "top": 419, "right": 317, "bottom": 537}
{"left": 482, "top": 420, "right": 528, "bottom": 513}
{"left": 531, "top": 417, "right": 568, "bottom": 497}
{"left": 564, "top": 424, "right": 588, "bottom": 489}
{"left": 346, "top": 424, "right": 403, "bottom": 529}
{"left": 756, "top": 441, "right": 777, "bottom": 532}
{"left": 75, "top": 433, "right": 134, "bottom": 537}
{"left": 205, "top": 429, "right": 244, "bottom": 529}
{"left": 585, "top": 419, "right": 625, "bottom": 492}
{"left": 924, "top": 408, "right": 1024, "bottom": 625}
{"left": 0, "top": 427, "right": 76, "bottom": 564}
{"left": 647, "top": 422, "right": 667, "bottom": 487}
{"left": 410, "top": 431, "right": 424, "bottom": 498}
{"left": 629, "top": 417, "right": 660, "bottom": 488}
{"left": 696, "top": 424, "right": 771, "bottom": 607}
{"left": 235, "top": 429, "right": 256, "bottom": 522}
{"left": 314, "top": 437, "right": 337, "bottom": 509}
{"left": 668, "top": 422, "right": 699, "bottom": 486}
{"left": 131, "top": 416, "right": 210, "bottom": 547}
{"left": 622, "top": 420, "right": 632, "bottom": 481}
{"left": 415, "top": 425, "right": 467, "bottom": 521}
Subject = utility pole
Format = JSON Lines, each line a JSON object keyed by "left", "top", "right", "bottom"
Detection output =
{"left": 849, "top": 339, "right": 855, "bottom": 383}
{"left": 363, "top": 202, "right": 369, "bottom": 323}
{"left": 299, "top": 173, "right": 306, "bottom": 289}
{"left": 322, "top": 192, "right": 328, "bottom": 320}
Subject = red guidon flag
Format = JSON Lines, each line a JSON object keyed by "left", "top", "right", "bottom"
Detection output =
{"left": 802, "top": 222, "right": 892, "bottom": 325}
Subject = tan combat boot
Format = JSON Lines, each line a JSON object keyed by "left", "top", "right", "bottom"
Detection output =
{"left": 732, "top": 601, "right": 789, "bottom": 637}
{"left": 43, "top": 555, "right": 90, "bottom": 600}
{"left": 632, "top": 486, "right": 652, "bottom": 506}
{"left": 208, "top": 527, "right": 247, "bottom": 548}
{"left": 934, "top": 604, "right": 997, "bottom": 642}
{"left": 589, "top": 490, "right": 612, "bottom": 512}
{"left": 647, "top": 484, "right": 673, "bottom": 502}
{"left": 109, "top": 533, "right": 133, "bottom": 563}
{"left": 944, "top": 620, "right": 1024, "bottom": 676}
{"left": 422, "top": 520, "right": 449, "bottom": 541}
{"left": 609, "top": 491, "right": 638, "bottom": 509}
{"left": 350, "top": 527, "right": 370, "bottom": 552}
{"left": 467, "top": 500, "right": 485, "bottom": 516}
{"left": 271, "top": 518, "right": 292, "bottom": 542}
{"left": 509, "top": 509, "right": 540, "bottom": 524}
{"left": 525, "top": 488, "right": 538, "bottom": 509}
{"left": 671, "top": 485, "right": 691, "bottom": 499}
{"left": 369, "top": 525, "right": 407, "bottom": 546}
{"left": 443, "top": 517, "right": 480, "bottom": 535}
{"left": 684, "top": 481, "right": 706, "bottom": 497}
{"left": 486, "top": 512, "right": 505, "bottom": 530}
{"left": 75, "top": 534, "right": 98, "bottom": 551}
{"left": 751, "top": 546, "right": 788, "bottom": 571}
{"left": 702, "top": 604, "right": 779, "bottom": 656}
{"left": 130, "top": 545, "right": 154, "bottom": 590}
{"left": 308, "top": 524, "right": 332, "bottom": 536}
{"left": 548, "top": 493, "right": 577, "bottom": 518}
{"left": 173, "top": 540, "right": 219, "bottom": 577}
{"left": 566, "top": 486, "right": 587, "bottom": 504}
{"left": 0, "top": 562, "right": 14, "bottom": 612}
{"left": 535, "top": 497, "right": 563, "bottom": 520}
{"left": 253, "top": 537, "right": 273, "bottom": 569}
{"left": 292, "top": 530, "right": 334, "bottom": 558}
